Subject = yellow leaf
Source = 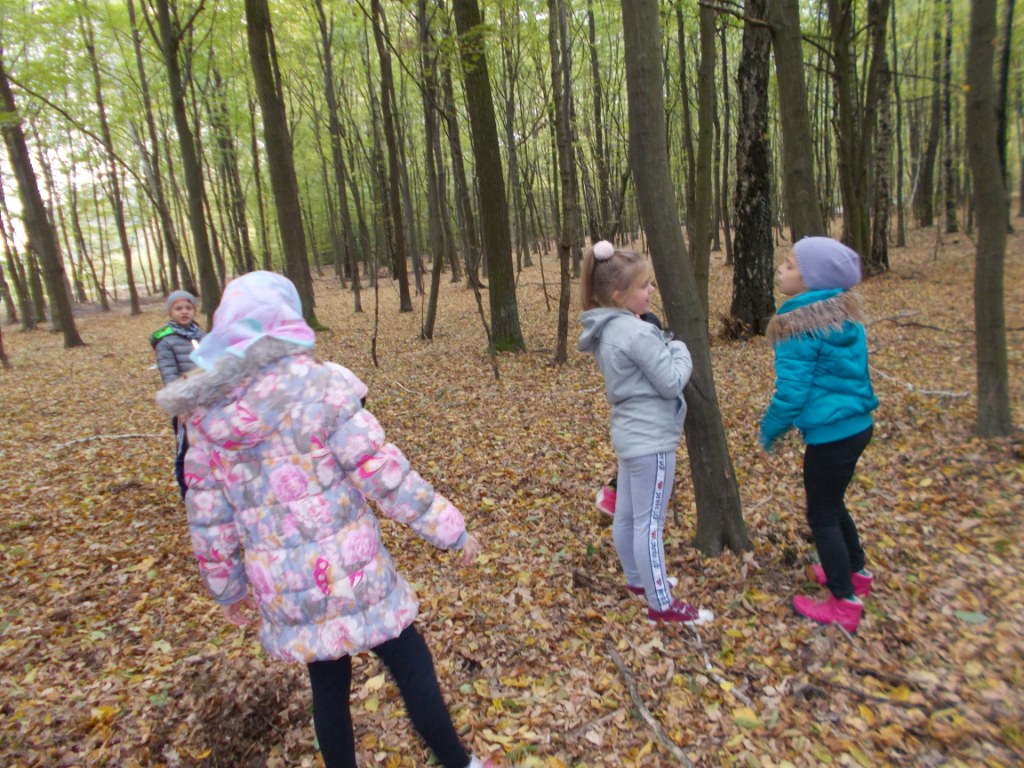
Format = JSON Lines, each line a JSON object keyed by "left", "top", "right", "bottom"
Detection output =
{"left": 733, "top": 706, "right": 763, "bottom": 729}
{"left": 889, "top": 685, "right": 911, "bottom": 702}
{"left": 364, "top": 672, "right": 386, "bottom": 692}
{"left": 364, "top": 696, "right": 379, "bottom": 713}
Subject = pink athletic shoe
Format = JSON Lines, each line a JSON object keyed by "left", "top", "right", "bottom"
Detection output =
{"left": 648, "top": 598, "right": 714, "bottom": 626}
{"left": 594, "top": 485, "right": 616, "bottom": 518}
{"left": 792, "top": 593, "right": 863, "bottom": 633}
{"left": 811, "top": 564, "right": 873, "bottom": 597}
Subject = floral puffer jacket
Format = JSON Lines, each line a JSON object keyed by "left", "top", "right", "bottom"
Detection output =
{"left": 156, "top": 339, "right": 468, "bottom": 663}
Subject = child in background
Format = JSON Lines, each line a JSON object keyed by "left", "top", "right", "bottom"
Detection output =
{"left": 593, "top": 310, "right": 664, "bottom": 519}
{"left": 156, "top": 272, "right": 498, "bottom": 768}
{"left": 760, "top": 237, "right": 878, "bottom": 634}
{"left": 578, "top": 241, "right": 713, "bottom": 626}
{"left": 150, "top": 290, "right": 205, "bottom": 499}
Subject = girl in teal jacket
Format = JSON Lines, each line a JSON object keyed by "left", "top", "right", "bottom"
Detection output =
{"left": 761, "top": 238, "right": 878, "bottom": 634}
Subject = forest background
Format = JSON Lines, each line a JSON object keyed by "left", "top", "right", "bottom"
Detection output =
{"left": 0, "top": 0, "right": 1021, "bottom": 765}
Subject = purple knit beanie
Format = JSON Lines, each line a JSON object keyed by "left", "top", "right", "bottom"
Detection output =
{"left": 793, "top": 237, "right": 862, "bottom": 290}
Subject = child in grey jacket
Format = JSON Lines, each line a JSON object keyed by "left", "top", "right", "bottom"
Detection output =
{"left": 150, "top": 290, "right": 205, "bottom": 498}
{"left": 578, "top": 241, "right": 712, "bottom": 627}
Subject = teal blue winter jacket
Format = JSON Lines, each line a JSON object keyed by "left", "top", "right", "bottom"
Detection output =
{"left": 759, "top": 288, "right": 877, "bottom": 449}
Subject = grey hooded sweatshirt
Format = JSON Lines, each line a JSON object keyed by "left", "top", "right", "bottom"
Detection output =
{"left": 578, "top": 308, "right": 692, "bottom": 460}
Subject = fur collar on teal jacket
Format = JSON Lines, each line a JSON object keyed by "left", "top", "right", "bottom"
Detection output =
{"left": 760, "top": 289, "right": 878, "bottom": 449}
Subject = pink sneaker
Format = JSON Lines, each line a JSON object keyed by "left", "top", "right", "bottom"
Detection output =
{"left": 648, "top": 598, "right": 714, "bottom": 626}
{"left": 792, "top": 593, "right": 863, "bottom": 633}
{"left": 811, "top": 564, "right": 873, "bottom": 597}
{"left": 594, "top": 485, "right": 616, "bottom": 518}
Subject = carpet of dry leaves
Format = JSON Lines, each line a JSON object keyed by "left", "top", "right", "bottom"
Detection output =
{"left": 1, "top": 224, "right": 1022, "bottom": 768}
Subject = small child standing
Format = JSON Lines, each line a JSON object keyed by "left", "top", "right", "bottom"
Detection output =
{"left": 760, "top": 237, "right": 878, "bottom": 634}
{"left": 150, "top": 290, "right": 205, "bottom": 499}
{"left": 594, "top": 310, "right": 665, "bottom": 519}
{"left": 156, "top": 272, "right": 498, "bottom": 768}
{"left": 578, "top": 240, "right": 713, "bottom": 626}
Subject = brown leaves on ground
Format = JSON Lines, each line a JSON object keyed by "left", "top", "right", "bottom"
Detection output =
{"left": 1, "top": 225, "right": 1022, "bottom": 768}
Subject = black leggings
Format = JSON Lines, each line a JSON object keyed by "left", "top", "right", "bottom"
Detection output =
{"left": 306, "top": 624, "right": 469, "bottom": 768}
{"left": 803, "top": 426, "right": 873, "bottom": 599}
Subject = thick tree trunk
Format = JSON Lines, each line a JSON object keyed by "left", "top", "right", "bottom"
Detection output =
{"left": 869, "top": 57, "right": 892, "bottom": 274}
{"left": 244, "top": 0, "right": 318, "bottom": 325}
{"left": 913, "top": 10, "right": 942, "bottom": 227}
{"left": 942, "top": 0, "right": 958, "bottom": 234}
{"left": 0, "top": 54, "right": 82, "bottom": 347}
{"left": 768, "top": 0, "right": 826, "bottom": 241}
{"left": 620, "top": 0, "right": 749, "bottom": 556}
{"left": 965, "top": 0, "right": 1012, "bottom": 436}
{"left": 452, "top": 0, "right": 525, "bottom": 351}
{"left": 729, "top": 0, "right": 775, "bottom": 338}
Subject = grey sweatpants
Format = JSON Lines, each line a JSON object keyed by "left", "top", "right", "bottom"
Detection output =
{"left": 613, "top": 452, "right": 675, "bottom": 611}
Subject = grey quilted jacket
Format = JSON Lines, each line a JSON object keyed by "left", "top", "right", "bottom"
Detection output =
{"left": 150, "top": 323, "right": 205, "bottom": 384}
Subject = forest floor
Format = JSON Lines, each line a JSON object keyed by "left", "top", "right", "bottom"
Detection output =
{"left": 1, "top": 223, "right": 1022, "bottom": 768}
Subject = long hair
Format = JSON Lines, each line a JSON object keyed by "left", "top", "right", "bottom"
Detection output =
{"left": 580, "top": 243, "right": 647, "bottom": 310}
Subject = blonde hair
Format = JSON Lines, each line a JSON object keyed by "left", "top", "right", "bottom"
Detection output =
{"left": 581, "top": 243, "right": 648, "bottom": 310}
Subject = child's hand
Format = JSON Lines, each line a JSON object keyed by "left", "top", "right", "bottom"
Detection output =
{"left": 223, "top": 595, "right": 257, "bottom": 626}
{"left": 459, "top": 533, "right": 483, "bottom": 565}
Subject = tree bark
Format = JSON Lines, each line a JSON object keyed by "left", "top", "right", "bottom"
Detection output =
{"left": 152, "top": 0, "right": 219, "bottom": 318}
{"left": 912, "top": 8, "right": 942, "bottom": 227}
{"left": 729, "top": 0, "right": 775, "bottom": 338}
{"left": 767, "top": 0, "right": 826, "bottom": 241}
{"left": 620, "top": 0, "right": 749, "bottom": 556}
{"left": 452, "top": 0, "right": 525, "bottom": 352}
{"left": 244, "top": 0, "right": 318, "bottom": 325}
{"left": 965, "top": 0, "right": 1012, "bottom": 436}
{"left": 0, "top": 53, "right": 83, "bottom": 347}
{"left": 691, "top": 5, "right": 716, "bottom": 318}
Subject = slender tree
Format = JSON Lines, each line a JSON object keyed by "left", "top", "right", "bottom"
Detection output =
{"left": 244, "top": 0, "right": 318, "bottom": 325}
{"left": 0, "top": 50, "right": 83, "bottom": 347}
{"left": 451, "top": 0, "right": 525, "bottom": 352}
{"left": 621, "top": 0, "right": 749, "bottom": 555}
{"left": 965, "top": 0, "right": 1012, "bottom": 437}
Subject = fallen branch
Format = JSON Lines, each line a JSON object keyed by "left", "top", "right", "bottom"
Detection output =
{"left": 607, "top": 643, "right": 694, "bottom": 766}
{"left": 685, "top": 626, "right": 754, "bottom": 707}
{"left": 870, "top": 366, "right": 969, "bottom": 399}
{"left": 53, "top": 433, "right": 164, "bottom": 450}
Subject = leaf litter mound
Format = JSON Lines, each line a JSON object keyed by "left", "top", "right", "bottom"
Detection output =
{"left": 1, "top": 225, "right": 1022, "bottom": 767}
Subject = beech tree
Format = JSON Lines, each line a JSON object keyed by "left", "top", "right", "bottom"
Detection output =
{"left": 621, "top": 0, "right": 750, "bottom": 556}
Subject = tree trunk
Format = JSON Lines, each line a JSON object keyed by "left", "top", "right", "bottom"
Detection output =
{"left": 244, "top": 0, "right": 318, "bottom": 326}
{"left": 719, "top": 26, "right": 734, "bottom": 265}
{"left": 768, "top": 0, "right": 826, "bottom": 240}
{"left": 452, "top": 0, "right": 525, "bottom": 352}
{"left": 313, "top": 0, "right": 361, "bottom": 312}
{"left": 912, "top": 8, "right": 942, "bottom": 227}
{"left": 691, "top": 5, "right": 716, "bottom": 318}
{"left": 965, "top": 0, "right": 1012, "bottom": 436}
{"left": 592, "top": 0, "right": 614, "bottom": 240}
{"left": 890, "top": 0, "right": 907, "bottom": 247}
{"left": 548, "top": 0, "right": 578, "bottom": 365}
{"left": 620, "top": 0, "right": 750, "bottom": 556}
{"left": 729, "top": 0, "right": 775, "bottom": 338}
{"left": 0, "top": 54, "right": 82, "bottom": 347}
{"left": 152, "top": 0, "right": 219, "bottom": 318}
{"left": 418, "top": 0, "right": 444, "bottom": 337}
{"left": 80, "top": 8, "right": 140, "bottom": 315}
{"left": 941, "top": 0, "right": 958, "bottom": 234}
{"left": 370, "top": 0, "right": 413, "bottom": 312}
{"left": 869, "top": 56, "right": 892, "bottom": 274}
{"left": 996, "top": 0, "right": 1015, "bottom": 204}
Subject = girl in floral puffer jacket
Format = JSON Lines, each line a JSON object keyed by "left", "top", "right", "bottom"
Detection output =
{"left": 157, "top": 272, "right": 497, "bottom": 768}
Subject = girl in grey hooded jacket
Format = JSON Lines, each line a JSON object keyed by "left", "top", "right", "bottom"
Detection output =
{"left": 578, "top": 241, "right": 712, "bottom": 627}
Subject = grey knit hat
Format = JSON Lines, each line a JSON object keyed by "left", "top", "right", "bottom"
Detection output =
{"left": 793, "top": 237, "right": 862, "bottom": 290}
{"left": 166, "top": 290, "right": 198, "bottom": 311}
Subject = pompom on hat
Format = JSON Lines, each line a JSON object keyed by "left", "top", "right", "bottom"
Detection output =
{"left": 793, "top": 237, "right": 862, "bottom": 290}
{"left": 593, "top": 240, "right": 616, "bottom": 261}
{"left": 166, "top": 289, "right": 197, "bottom": 311}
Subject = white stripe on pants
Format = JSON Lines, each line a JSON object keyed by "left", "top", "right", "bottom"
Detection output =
{"left": 613, "top": 452, "right": 674, "bottom": 611}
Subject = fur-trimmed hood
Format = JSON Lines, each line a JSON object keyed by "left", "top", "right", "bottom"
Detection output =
{"left": 766, "top": 289, "right": 866, "bottom": 345}
{"left": 156, "top": 337, "right": 311, "bottom": 417}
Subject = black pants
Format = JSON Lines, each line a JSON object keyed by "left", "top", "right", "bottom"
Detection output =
{"left": 306, "top": 624, "right": 469, "bottom": 768}
{"left": 803, "top": 426, "right": 873, "bottom": 599}
{"left": 173, "top": 417, "right": 188, "bottom": 500}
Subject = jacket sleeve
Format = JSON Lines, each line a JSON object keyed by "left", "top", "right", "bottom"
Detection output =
{"left": 154, "top": 338, "right": 182, "bottom": 385}
{"left": 182, "top": 428, "right": 248, "bottom": 606}
{"left": 326, "top": 408, "right": 467, "bottom": 551}
{"left": 759, "top": 335, "right": 820, "bottom": 449}
{"left": 629, "top": 332, "right": 693, "bottom": 399}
